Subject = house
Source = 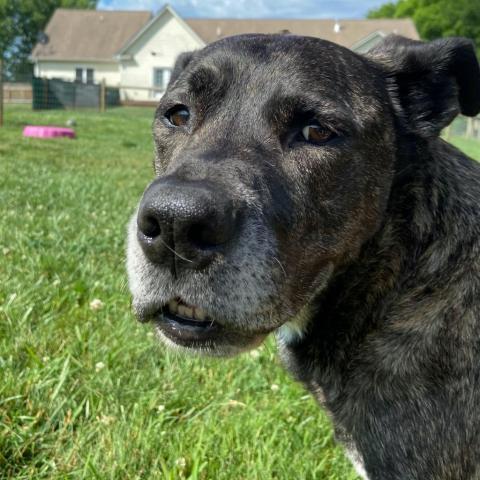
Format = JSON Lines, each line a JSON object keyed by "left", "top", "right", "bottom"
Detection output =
{"left": 31, "top": 5, "right": 419, "bottom": 103}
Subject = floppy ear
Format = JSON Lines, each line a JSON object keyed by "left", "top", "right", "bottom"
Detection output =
{"left": 367, "top": 35, "right": 480, "bottom": 137}
{"left": 168, "top": 51, "right": 196, "bottom": 87}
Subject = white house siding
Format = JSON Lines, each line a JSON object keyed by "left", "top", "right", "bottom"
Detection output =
{"left": 34, "top": 61, "right": 120, "bottom": 86}
{"left": 120, "top": 12, "right": 204, "bottom": 101}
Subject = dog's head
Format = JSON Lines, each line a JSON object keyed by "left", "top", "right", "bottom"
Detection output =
{"left": 127, "top": 34, "right": 480, "bottom": 356}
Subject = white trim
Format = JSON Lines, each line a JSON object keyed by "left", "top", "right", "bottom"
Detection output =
{"left": 32, "top": 57, "right": 119, "bottom": 64}
{"left": 117, "top": 4, "right": 205, "bottom": 56}
{"left": 351, "top": 30, "right": 387, "bottom": 52}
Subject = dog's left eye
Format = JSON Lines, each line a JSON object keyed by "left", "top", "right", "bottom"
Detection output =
{"left": 165, "top": 106, "right": 190, "bottom": 127}
{"left": 301, "top": 125, "right": 335, "bottom": 144}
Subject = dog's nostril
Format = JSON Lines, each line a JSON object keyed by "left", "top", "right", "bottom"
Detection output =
{"left": 140, "top": 215, "right": 161, "bottom": 238}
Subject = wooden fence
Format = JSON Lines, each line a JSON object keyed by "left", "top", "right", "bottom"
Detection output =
{"left": 3, "top": 83, "right": 32, "bottom": 104}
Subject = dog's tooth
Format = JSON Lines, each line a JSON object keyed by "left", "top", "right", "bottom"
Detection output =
{"left": 169, "top": 299, "right": 178, "bottom": 314}
{"left": 183, "top": 306, "right": 193, "bottom": 319}
{"left": 194, "top": 308, "right": 206, "bottom": 321}
{"left": 178, "top": 305, "right": 187, "bottom": 317}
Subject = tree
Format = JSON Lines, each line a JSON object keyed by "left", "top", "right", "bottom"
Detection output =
{"left": 368, "top": 0, "right": 480, "bottom": 55}
{"left": 0, "top": 0, "right": 97, "bottom": 80}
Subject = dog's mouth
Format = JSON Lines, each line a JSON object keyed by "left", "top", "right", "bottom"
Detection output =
{"left": 154, "top": 297, "right": 226, "bottom": 345}
{"left": 164, "top": 297, "right": 212, "bottom": 325}
{"left": 151, "top": 297, "right": 269, "bottom": 354}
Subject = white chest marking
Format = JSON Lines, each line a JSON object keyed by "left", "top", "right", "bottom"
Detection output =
{"left": 345, "top": 445, "right": 370, "bottom": 480}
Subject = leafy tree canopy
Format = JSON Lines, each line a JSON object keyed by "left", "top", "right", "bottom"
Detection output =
{"left": 0, "top": 0, "right": 96, "bottom": 80}
{"left": 368, "top": 0, "right": 480, "bottom": 54}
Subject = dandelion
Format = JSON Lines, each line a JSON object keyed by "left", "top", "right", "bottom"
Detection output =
{"left": 271, "top": 384, "right": 280, "bottom": 392}
{"left": 157, "top": 404, "right": 166, "bottom": 413}
{"left": 89, "top": 298, "right": 104, "bottom": 311}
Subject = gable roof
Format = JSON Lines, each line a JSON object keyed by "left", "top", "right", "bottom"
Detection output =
{"left": 31, "top": 7, "right": 419, "bottom": 62}
{"left": 31, "top": 9, "right": 152, "bottom": 61}
{"left": 184, "top": 18, "right": 419, "bottom": 48}
{"left": 118, "top": 4, "right": 205, "bottom": 55}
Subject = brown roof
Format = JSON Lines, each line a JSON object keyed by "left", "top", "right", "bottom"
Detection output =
{"left": 32, "top": 8, "right": 419, "bottom": 61}
{"left": 32, "top": 9, "right": 151, "bottom": 61}
{"left": 185, "top": 18, "right": 419, "bottom": 48}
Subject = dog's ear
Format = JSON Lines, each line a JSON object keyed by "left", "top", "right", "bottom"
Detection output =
{"left": 367, "top": 35, "right": 480, "bottom": 137}
{"left": 169, "top": 51, "right": 196, "bottom": 87}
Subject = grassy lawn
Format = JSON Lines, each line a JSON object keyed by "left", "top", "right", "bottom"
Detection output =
{"left": 1, "top": 105, "right": 478, "bottom": 480}
{"left": 0, "top": 105, "right": 358, "bottom": 480}
{"left": 447, "top": 135, "right": 480, "bottom": 160}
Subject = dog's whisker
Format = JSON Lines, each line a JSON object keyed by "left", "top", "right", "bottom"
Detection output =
{"left": 157, "top": 237, "right": 193, "bottom": 263}
{"left": 272, "top": 256, "right": 287, "bottom": 278}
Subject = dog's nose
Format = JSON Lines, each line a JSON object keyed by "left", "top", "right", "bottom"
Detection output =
{"left": 136, "top": 178, "right": 239, "bottom": 271}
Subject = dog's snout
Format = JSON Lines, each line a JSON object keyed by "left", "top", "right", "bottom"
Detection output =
{"left": 137, "top": 178, "right": 239, "bottom": 271}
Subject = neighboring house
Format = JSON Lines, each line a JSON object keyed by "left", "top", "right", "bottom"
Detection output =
{"left": 31, "top": 5, "right": 419, "bottom": 103}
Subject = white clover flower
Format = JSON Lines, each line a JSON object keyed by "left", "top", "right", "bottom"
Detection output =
{"left": 98, "top": 414, "right": 115, "bottom": 425}
{"left": 95, "top": 361, "right": 105, "bottom": 372}
{"left": 89, "top": 298, "right": 104, "bottom": 311}
{"left": 175, "top": 457, "right": 186, "bottom": 469}
{"left": 226, "top": 399, "right": 246, "bottom": 408}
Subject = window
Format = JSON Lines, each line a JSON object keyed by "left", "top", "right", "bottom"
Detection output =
{"left": 86, "top": 68, "right": 94, "bottom": 84}
{"left": 153, "top": 68, "right": 172, "bottom": 91}
{"left": 75, "top": 67, "right": 95, "bottom": 84}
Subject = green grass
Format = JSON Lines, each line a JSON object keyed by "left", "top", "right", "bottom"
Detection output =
{"left": 0, "top": 105, "right": 358, "bottom": 479}
{"left": 448, "top": 135, "right": 480, "bottom": 160}
{"left": 2, "top": 106, "right": 478, "bottom": 480}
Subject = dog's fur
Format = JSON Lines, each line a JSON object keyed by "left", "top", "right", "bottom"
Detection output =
{"left": 127, "top": 34, "right": 480, "bottom": 479}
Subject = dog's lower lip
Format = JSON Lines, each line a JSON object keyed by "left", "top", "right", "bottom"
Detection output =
{"left": 159, "top": 307, "right": 213, "bottom": 329}
{"left": 154, "top": 306, "right": 225, "bottom": 346}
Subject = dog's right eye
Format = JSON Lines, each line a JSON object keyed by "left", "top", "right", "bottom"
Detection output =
{"left": 165, "top": 106, "right": 190, "bottom": 127}
{"left": 301, "top": 124, "right": 336, "bottom": 145}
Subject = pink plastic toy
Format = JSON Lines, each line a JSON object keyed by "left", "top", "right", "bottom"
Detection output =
{"left": 23, "top": 125, "right": 76, "bottom": 139}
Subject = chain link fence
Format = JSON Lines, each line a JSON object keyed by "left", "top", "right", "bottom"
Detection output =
{"left": 445, "top": 116, "right": 480, "bottom": 140}
{"left": 32, "top": 77, "right": 120, "bottom": 110}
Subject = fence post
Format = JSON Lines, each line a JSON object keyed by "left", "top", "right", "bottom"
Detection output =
{"left": 466, "top": 117, "right": 474, "bottom": 138}
{"left": 0, "top": 57, "right": 4, "bottom": 127}
{"left": 42, "top": 78, "right": 48, "bottom": 109}
{"left": 100, "top": 79, "right": 106, "bottom": 112}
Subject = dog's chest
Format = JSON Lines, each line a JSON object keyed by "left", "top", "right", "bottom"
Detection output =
{"left": 344, "top": 444, "right": 370, "bottom": 480}
{"left": 279, "top": 345, "right": 370, "bottom": 479}
{"left": 310, "top": 381, "right": 370, "bottom": 480}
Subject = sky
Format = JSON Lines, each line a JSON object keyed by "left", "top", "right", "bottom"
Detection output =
{"left": 97, "top": 0, "right": 389, "bottom": 19}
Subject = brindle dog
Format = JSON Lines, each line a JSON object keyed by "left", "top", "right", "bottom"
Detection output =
{"left": 127, "top": 34, "right": 480, "bottom": 479}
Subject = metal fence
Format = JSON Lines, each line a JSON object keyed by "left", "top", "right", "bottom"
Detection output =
{"left": 32, "top": 77, "right": 120, "bottom": 110}
{"left": 444, "top": 116, "right": 480, "bottom": 140}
